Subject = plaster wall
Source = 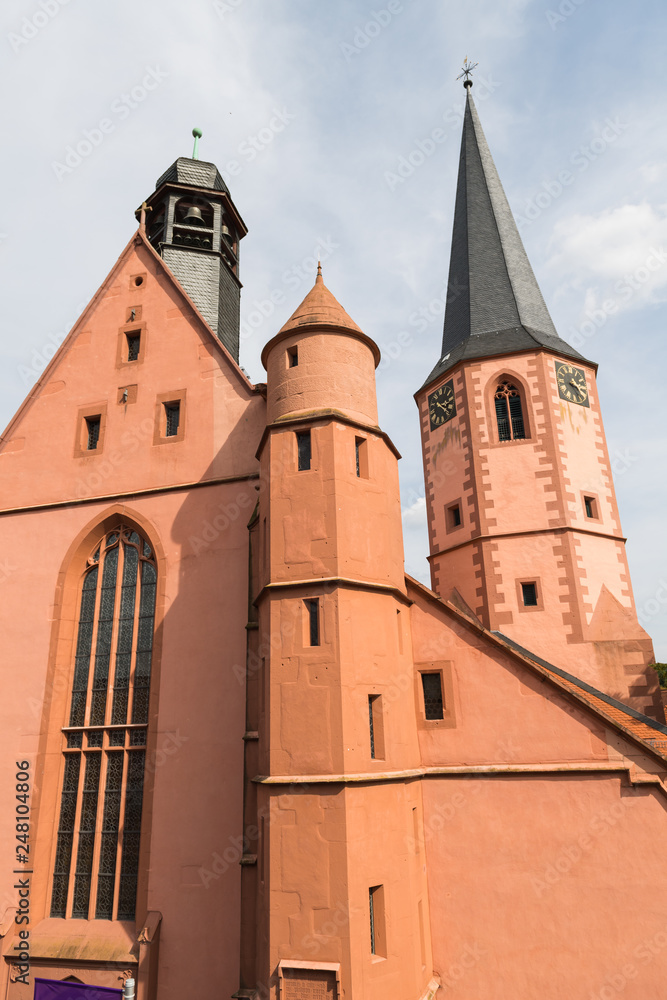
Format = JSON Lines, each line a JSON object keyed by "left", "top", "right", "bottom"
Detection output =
{"left": 423, "top": 774, "right": 667, "bottom": 1000}
{"left": 409, "top": 590, "right": 611, "bottom": 768}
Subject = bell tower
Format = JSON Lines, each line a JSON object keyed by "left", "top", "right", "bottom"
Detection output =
{"left": 140, "top": 128, "right": 247, "bottom": 360}
{"left": 416, "top": 81, "right": 662, "bottom": 719}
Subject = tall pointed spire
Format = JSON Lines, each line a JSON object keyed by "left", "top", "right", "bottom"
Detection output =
{"left": 423, "top": 89, "right": 588, "bottom": 388}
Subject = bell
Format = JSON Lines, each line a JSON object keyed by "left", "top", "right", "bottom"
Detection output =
{"left": 221, "top": 225, "right": 232, "bottom": 240}
{"left": 183, "top": 205, "right": 205, "bottom": 225}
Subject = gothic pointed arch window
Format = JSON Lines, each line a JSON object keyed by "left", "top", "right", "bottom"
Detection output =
{"left": 494, "top": 379, "right": 527, "bottom": 442}
{"left": 50, "top": 524, "right": 156, "bottom": 921}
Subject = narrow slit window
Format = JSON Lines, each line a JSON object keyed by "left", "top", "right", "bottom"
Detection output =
{"left": 126, "top": 332, "right": 141, "bottom": 362}
{"left": 355, "top": 437, "right": 368, "bottom": 478}
{"left": 521, "top": 582, "right": 538, "bottom": 607}
{"left": 164, "top": 401, "right": 180, "bottom": 438}
{"left": 368, "top": 695, "right": 385, "bottom": 760}
{"left": 370, "top": 887, "right": 377, "bottom": 954}
{"left": 288, "top": 346, "right": 298, "bottom": 367}
{"left": 305, "top": 598, "right": 320, "bottom": 646}
{"left": 494, "top": 381, "right": 526, "bottom": 441}
{"left": 297, "top": 430, "right": 311, "bottom": 471}
{"left": 421, "top": 672, "right": 444, "bottom": 721}
{"left": 86, "top": 416, "right": 101, "bottom": 451}
{"left": 369, "top": 884, "right": 386, "bottom": 957}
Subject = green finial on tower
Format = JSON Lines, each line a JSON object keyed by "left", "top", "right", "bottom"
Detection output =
{"left": 192, "top": 127, "right": 203, "bottom": 160}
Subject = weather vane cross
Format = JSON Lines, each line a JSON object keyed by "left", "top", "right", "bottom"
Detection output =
{"left": 457, "top": 57, "right": 478, "bottom": 89}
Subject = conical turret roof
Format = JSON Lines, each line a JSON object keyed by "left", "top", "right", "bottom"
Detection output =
{"left": 277, "top": 264, "right": 362, "bottom": 335}
{"left": 422, "top": 89, "right": 590, "bottom": 388}
{"left": 261, "top": 266, "right": 380, "bottom": 369}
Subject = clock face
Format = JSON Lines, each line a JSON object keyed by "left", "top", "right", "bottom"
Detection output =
{"left": 428, "top": 380, "right": 456, "bottom": 429}
{"left": 555, "top": 362, "right": 589, "bottom": 407}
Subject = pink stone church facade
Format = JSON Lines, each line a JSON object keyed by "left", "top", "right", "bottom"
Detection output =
{"left": 1, "top": 85, "right": 666, "bottom": 1000}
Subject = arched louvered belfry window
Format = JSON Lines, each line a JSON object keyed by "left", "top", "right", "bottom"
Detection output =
{"left": 51, "top": 525, "right": 156, "bottom": 921}
{"left": 494, "top": 379, "right": 527, "bottom": 442}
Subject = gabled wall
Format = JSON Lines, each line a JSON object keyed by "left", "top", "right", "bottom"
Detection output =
{"left": 0, "top": 234, "right": 265, "bottom": 999}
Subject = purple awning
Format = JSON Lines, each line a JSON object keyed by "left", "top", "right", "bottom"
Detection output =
{"left": 34, "top": 978, "right": 123, "bottom": 999}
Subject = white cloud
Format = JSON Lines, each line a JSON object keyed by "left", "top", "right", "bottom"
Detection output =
{"left": 547, "top": 202, "right": 667, "bottom": 314}
{"left": 402, "top": 495, "right": 426, "bottom": 525}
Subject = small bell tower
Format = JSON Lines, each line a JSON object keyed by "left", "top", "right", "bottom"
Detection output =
{"left": 140, "top": 128, "right": 247, "bottom": 361}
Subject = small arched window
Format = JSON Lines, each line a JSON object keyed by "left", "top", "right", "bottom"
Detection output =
{"left": 51, "top": 525, "right": 156, "bottom": 921}
{"left": 494, "top": 380, "right": 526, "bottom": 441}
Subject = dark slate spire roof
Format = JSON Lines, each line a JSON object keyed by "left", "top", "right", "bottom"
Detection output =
{"left": 422, "top": 90, "right": 592, "bottom": 389}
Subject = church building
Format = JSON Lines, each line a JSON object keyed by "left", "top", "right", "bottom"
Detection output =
{"left": 1, "top": 78, "right": 667, "bottom": 1000}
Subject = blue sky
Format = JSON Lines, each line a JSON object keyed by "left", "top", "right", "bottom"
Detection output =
{"left": 1, "top": 0, "right": 666, "bottom": 656}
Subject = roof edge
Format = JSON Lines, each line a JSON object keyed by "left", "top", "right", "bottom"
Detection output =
{"left": 404, "top": 574, "right": 667, "bottom": 762}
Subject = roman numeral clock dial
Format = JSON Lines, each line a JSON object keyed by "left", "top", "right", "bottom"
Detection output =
{"left": 428, "top": 380, "right": 456, "bottom": 429}
{"left": 555, "top": 362, "right": 589, "bottom": 407}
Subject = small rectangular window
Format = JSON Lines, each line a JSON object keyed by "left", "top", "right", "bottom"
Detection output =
{"left": 421, "top": 673, "right": 444, "bottom": 721}
{"left": 86, "top": 416, "right": 101, "bottom": 450}
{"left": 368, "top": 695, "right": 385, "bottom": 760}
{"left": 369, "top": 884, "right": 386, "bottom": 957}
{"left": 164, "top": 402, "right": 180, "bottom": 438}
{"left": 584, "top": 496, "right": 598, "bottom": 519}
{"left": 446, "top": 503, "right": 462, "bottom": 530}
{"left": 288, "top": 346, "right": 298, "bottom": 367}
{"left": 305, "top": 598, "right": 319, "bottom": 646}
{"left": 126, "top": 332, "right": 141, "bottom": 362}
{"left": 521, "top": 582, "right": 538, "bottom": 607}
{"left": 297, "top": 430, "right": 311, "bottom": 471}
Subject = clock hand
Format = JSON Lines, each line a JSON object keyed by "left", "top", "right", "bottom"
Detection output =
{"left": 569, "top": 379, "right": 585, "bottom": 395}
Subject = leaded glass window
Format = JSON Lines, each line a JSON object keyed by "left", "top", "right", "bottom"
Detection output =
{"left": 51, "top": 525, "right": 156, "bottom": 921}
{"left": 494, "top": 380, "right": 526, "bottom": 441}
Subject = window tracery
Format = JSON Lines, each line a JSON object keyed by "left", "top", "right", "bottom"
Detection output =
{"left": 494, "top": 380, "right": 526, "bottom": 441}
{"left": 51, "top": 525, "right": 156, "bottom": 921}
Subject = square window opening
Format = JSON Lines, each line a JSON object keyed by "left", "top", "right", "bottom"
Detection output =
{"left": 447, "top": 503, "right": 462, "bottom": 529}
{"left": 305, "top": 598, "right": 320, "bottom": 646}
{"left": 164, "top": 401, "right": 180, "bottom": 438}
{"left": 288, "top": 346, "right": 298, "bottom": 368}
{"left": 521, "top": 582, "right": 538, "bottom": 607}
{"left": 86, "top": 416, "right": 101, "bottom": 451}
{"left": 421, "top": 672, "right": 444, "bottom": 721}
{"left": 297, "top": 430, "right": 311, "bottom": 471}
{"left": 126, "top": 332, "right": 141, "bottom": 362}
